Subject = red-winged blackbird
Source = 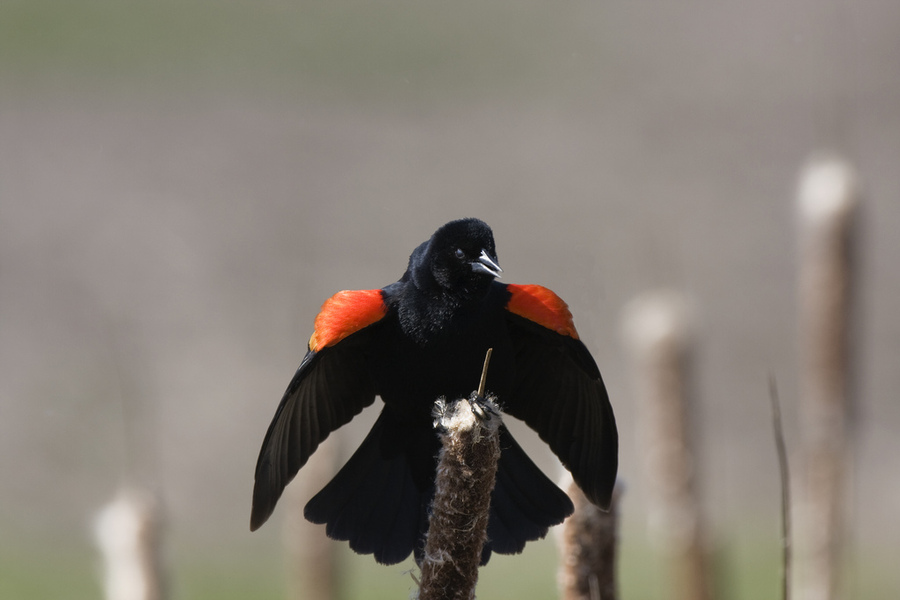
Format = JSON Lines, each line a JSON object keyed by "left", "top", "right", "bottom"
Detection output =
{"left": 251, "top": 218, "right": 617, "bottom": 565}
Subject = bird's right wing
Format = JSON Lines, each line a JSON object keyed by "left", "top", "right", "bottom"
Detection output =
{"left": 501, "top": 284, "right": 618, "bottom": 509}
{"left": 250, "top": 290, "right": 387, "bottom": 531}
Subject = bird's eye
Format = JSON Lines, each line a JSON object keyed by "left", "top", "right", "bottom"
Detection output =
{"left": 454, "top": 248, "right": 466, "bottom": 260}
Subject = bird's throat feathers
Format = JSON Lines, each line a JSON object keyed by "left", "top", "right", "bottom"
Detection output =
{"left": 395, "top": 285, "right": 469, "bottom": 346}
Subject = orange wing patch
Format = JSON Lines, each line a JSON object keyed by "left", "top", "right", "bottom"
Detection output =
{"left": 308, "top": 289, "right": 386, "bottom": 351}
{"left": 505, "top": 284, "right": 579, "bottom": 339}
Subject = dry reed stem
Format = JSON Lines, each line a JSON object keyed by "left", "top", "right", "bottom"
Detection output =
{"left": 284, "top": 436, "right": 341, "bottom": 600}
{"left": 794, "top": 156, "right": 859, "bottom": 600}
{"left": 623, "top": 291, "right": 710, "bottom": 600}
{"left": 94, "top": 489, "right": 166, "bottom": 600}
{"left": 558, "top": 479, "right": 622, "bottom": 600}
{"left": 770, "top": 376, "right": 792, "bottom": 600}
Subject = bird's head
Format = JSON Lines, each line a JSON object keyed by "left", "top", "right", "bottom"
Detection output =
{"left": 407, "top": 218, "right": 502, "bottom": 299}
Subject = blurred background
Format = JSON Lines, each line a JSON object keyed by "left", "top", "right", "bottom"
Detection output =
{"left": 1, "top": 1, "right": 898, "bottom": 598}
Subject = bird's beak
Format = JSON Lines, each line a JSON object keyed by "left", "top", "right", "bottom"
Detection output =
{"left": 471, "top": 249, "right": 503, "bottom": 279}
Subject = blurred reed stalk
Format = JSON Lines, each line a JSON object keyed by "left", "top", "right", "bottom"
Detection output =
{"left": 793, "top": 157, "right": 860, "bottom": 600}
{"left": 557, "top": 478, "right": 622, "bottom": 600}
{"left": 94, "top": 489, "right": 166, "bottom": 600}
{"left": 418, "top": 350, "right": 500, "bottom": 600}
{"left": 769, "top": 377, "right": 793, "bottom": 600}
{"left": 623, "top": 291, "right": 711, "bottom": 600}
{"left": 283, "top": 435, "right": 342, "bottom": 600}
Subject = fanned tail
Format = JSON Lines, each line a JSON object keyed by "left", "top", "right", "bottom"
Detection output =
{"left": 304, "top": 410, "right": 574, "bottom": 565}
{"left": 304, "top": 408, "right": 434, "bottom": 565}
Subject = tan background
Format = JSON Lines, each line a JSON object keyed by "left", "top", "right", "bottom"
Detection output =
{"left": 1, "top": 1, "right": 897, "bottom": 597}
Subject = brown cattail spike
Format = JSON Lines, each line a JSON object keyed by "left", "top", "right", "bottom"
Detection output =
{"left": 794, "top": 157, "right": 860, "bottom": 600}
{"left": 558, "top": 479, "right": 623, "bottom": 600}
{"left": 419, "top": 349, "right": 501, "bottom": 600}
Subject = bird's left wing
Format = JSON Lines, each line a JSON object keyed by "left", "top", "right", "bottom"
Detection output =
{"left": 501, "top": 284, "right": 618, "bottom": 509}
{"left": 250, "top": 289, "right": 387, "bottom": 531}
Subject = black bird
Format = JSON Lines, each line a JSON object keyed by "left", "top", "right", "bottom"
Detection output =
{"left": 251, "top": 218, "right": 617, "bottom": 565}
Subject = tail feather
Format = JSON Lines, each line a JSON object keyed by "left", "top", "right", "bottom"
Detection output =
{"left": 486, "top": 426, "right": 574, "bottom": 557}
{"left": 305, "top": 409, "right": 431, "bottom": 565}
{"left": 304, "top": 411, "right": 573, "bottom": 565}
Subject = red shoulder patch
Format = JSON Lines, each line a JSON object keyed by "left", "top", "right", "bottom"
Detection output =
{"left": 308, "top": 290, "right": 386, "bottom": 351}
{"left": 505, "top": 284, "right": 579, "bottom": 339}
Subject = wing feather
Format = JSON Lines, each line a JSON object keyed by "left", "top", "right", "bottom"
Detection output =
{"left": 250, "top": 299, "right": 384, "bottom": 531}
{"left": 503, "top": 306, "right": 618, "bottom": 509}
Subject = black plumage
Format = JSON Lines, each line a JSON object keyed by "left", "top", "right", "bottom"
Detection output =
{"left": 251, "top": 218, "right": 617, "bottom": 564}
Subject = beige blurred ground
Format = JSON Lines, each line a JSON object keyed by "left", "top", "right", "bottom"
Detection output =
{"left": 1, "top": 0, "right": 898, "bottom": 592}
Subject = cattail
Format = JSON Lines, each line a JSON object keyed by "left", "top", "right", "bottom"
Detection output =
{"left": 557, "top": 477, "right": 622, "bottom": 600}
{"left": 284, "top": 436, "right": 341, "bottom": 600}
{"left": 94, "top": 489, "right": 166, "bottom": 600}
{"left": 793, "top": 157, "right": 860, "bottom": 600}
{"left": 623, "top": 291, "right": 710, "bottom": 600}
{"left": 418, "top": 350, "right": 500, "bottom": 600}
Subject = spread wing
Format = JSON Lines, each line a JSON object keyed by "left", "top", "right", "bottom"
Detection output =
{"left": 502, "top": 284, "right": 618, "bottom": 509}
{"left": 250, "top": 290, "right": 387, "bottom": 531}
